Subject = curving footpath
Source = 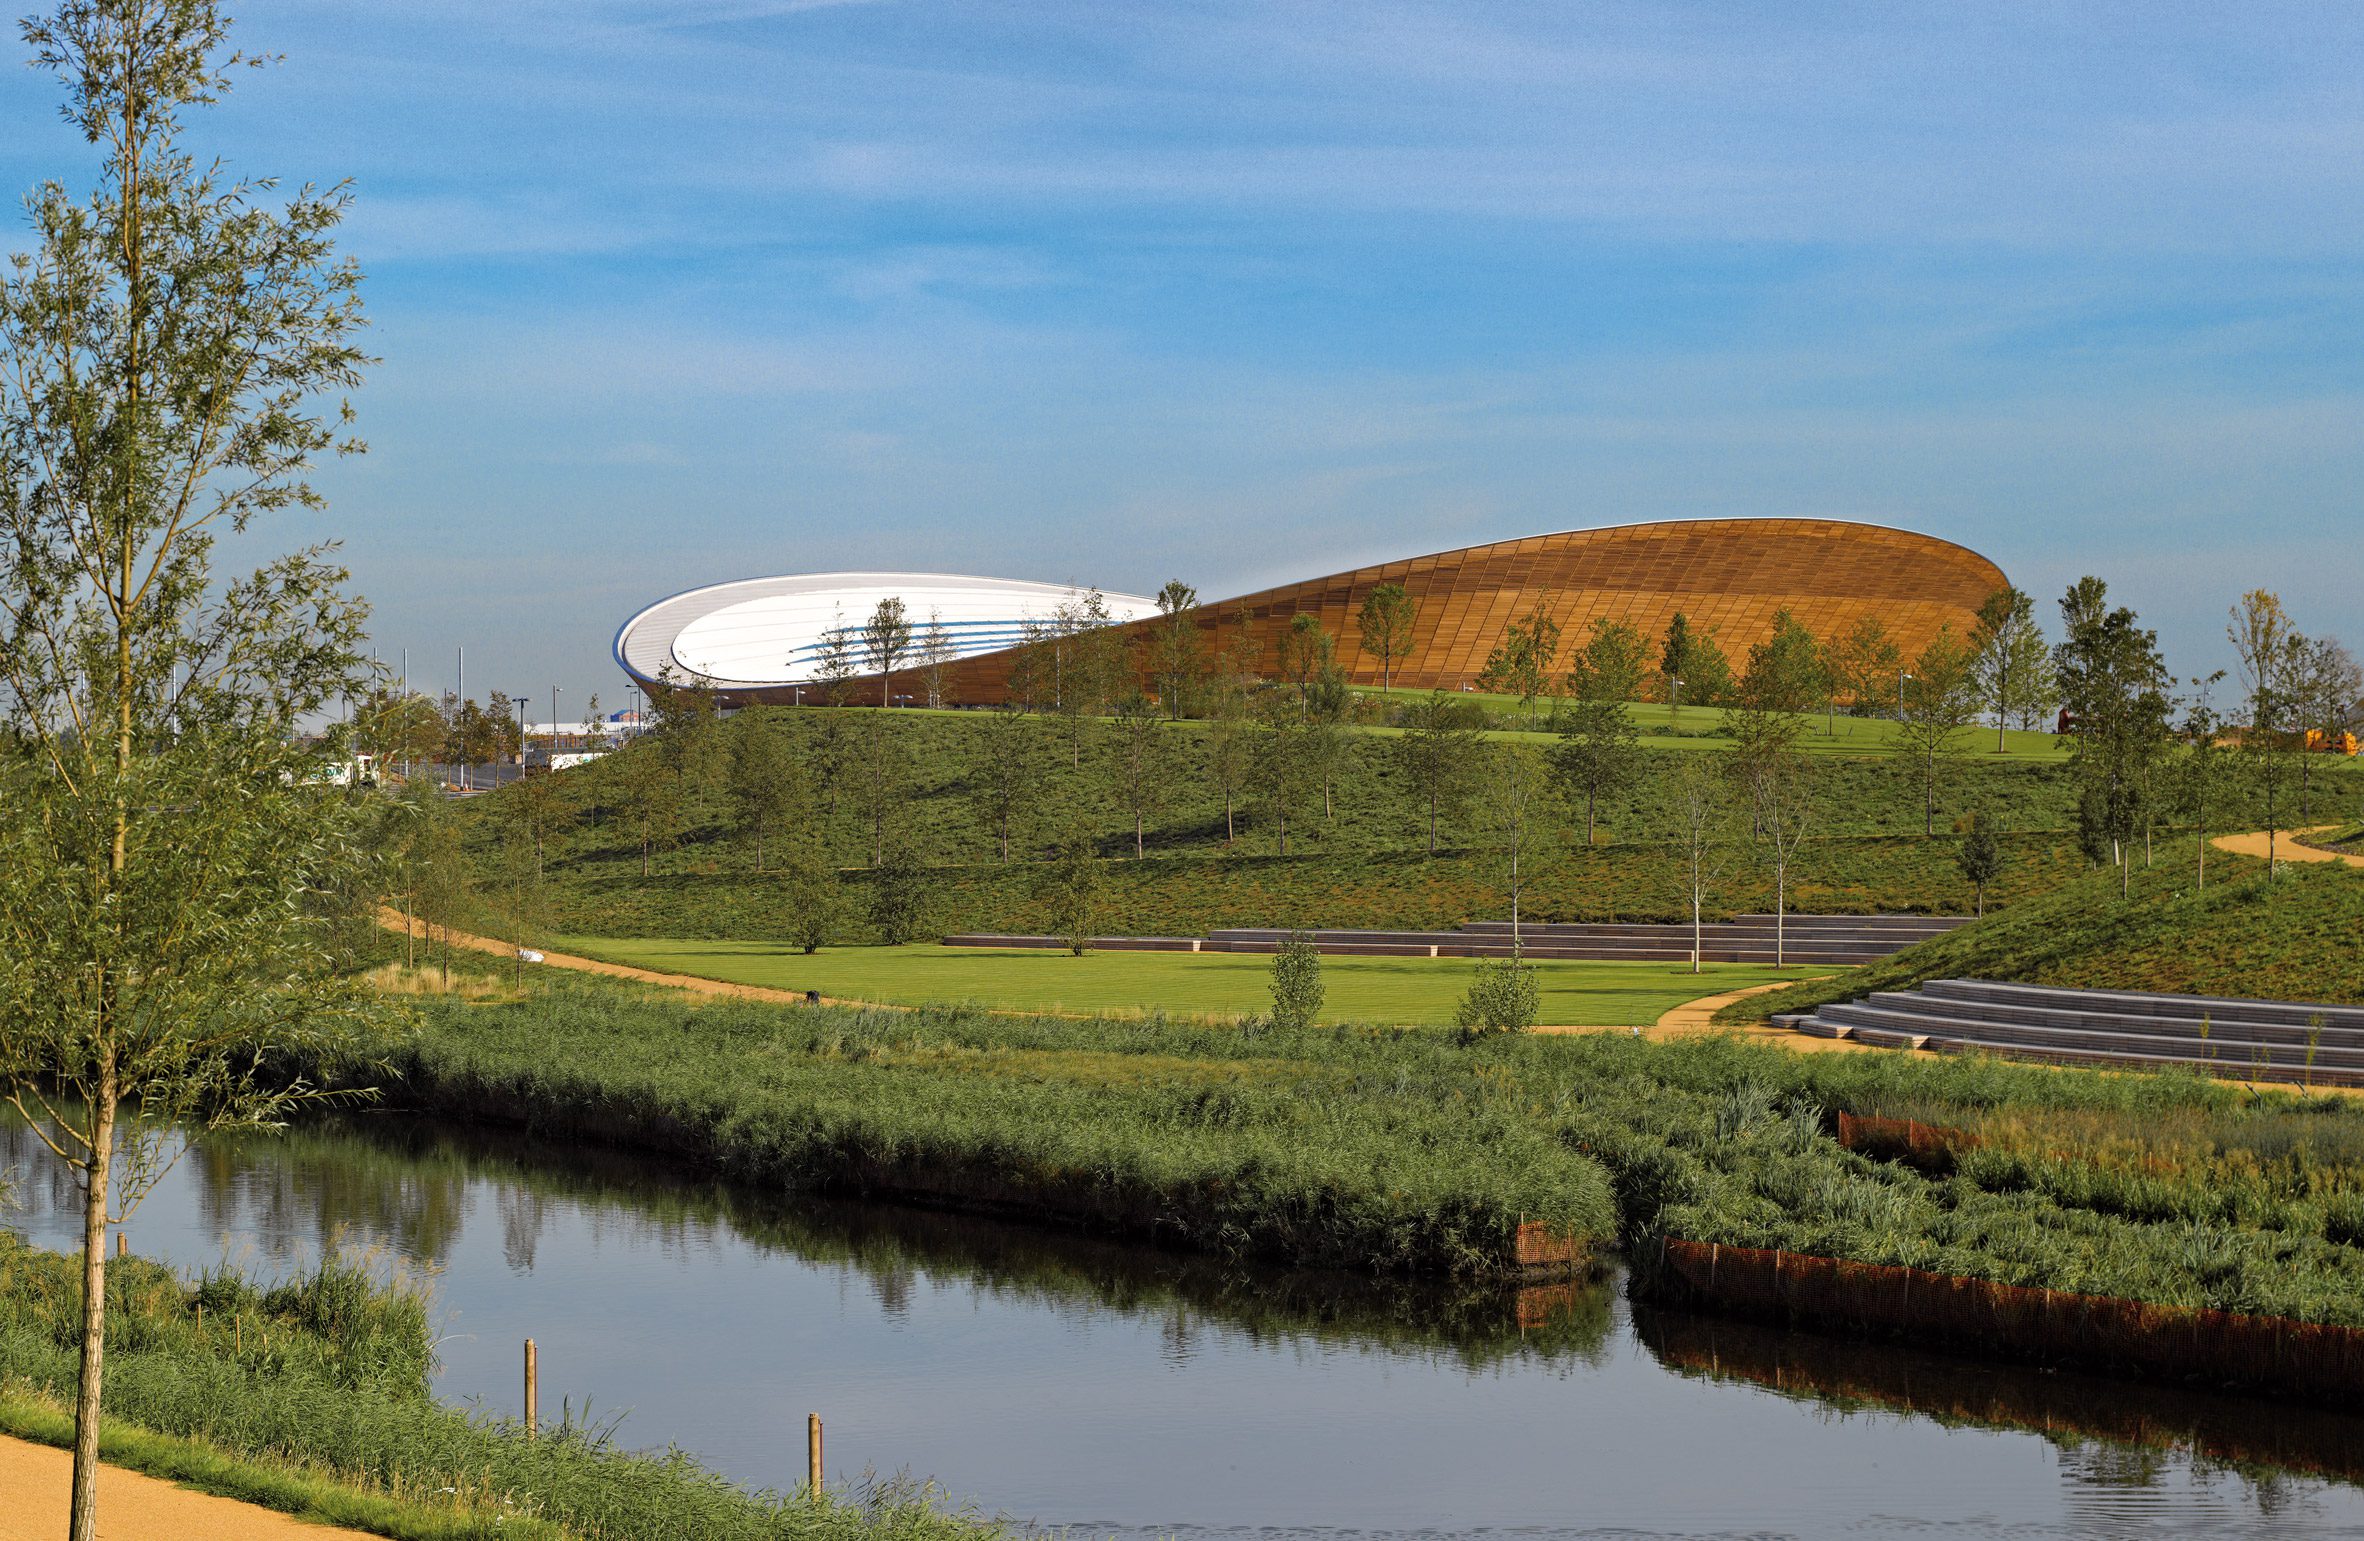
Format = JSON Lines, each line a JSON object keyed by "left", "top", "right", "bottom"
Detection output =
{"left": 378, "top": 909, "right": 865, "bottom": 1008}
{"left": 0, "top": 1433, "right": 372, "bottom": 1541}
{"left": 2210, "top": 826, "right": 2364, "bottom": 869}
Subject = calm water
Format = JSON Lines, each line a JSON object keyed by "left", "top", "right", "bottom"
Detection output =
{"left": 8, "top": 1112, "right": 2364, "bottom": 1539}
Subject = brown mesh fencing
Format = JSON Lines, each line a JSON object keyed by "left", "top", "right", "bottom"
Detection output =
{"left": 1650, "top": 1236, "right": 2364, "bottom": 1407}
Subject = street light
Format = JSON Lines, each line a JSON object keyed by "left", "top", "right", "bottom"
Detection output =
{"left": 514, "top": 693, "right": 530, "bottom": 777}
{"left": 551, "top": 685, "right": 562, "bottom": 753}
{"left": 1897, "top": 669, "right": 1913, "bottom": 720}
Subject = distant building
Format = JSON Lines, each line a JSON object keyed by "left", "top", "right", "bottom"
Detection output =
{"left": 615, "top": 519, "right": 2006, "bottom": 708}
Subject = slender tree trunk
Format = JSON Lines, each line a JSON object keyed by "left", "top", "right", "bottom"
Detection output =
{"left": 641, "top": 836, "right": 650, "bottom": 878}
{"left": 1690, "top": 858, "right": 1703, "bottom": 976}
{"left": 71, "top": 1072, "right": 117, "bottom": 1541}
{"left": 1224, "top": 787, "right": 1235, "bottom": 845}
{"left": 1135, "top": 809, "right": 1144, "bottom": 860}
{"left": 1585, "top": 789, "right": 1596, "bottom": 847}
{"left": 1924, "top": 756, "right": 1936, "bottom": 836}
{"left": 1428, "top": 792, "right": 1438, "bottom": 856}
{"left": 1775, "top": 853, "right": 1785, "bottom": 966}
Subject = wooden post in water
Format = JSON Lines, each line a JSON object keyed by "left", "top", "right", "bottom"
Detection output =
{"left": 807, "top": 1413, "right": 822, "bottom": 1495}
{"left": 524, "top": 1339, "right": 539, "bottom": 1439}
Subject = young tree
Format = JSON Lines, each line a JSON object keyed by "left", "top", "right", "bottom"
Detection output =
{"left": 1393, "top": 692, "right": 1484, "bottom": 855}
{"left": 1277, "top": 611, "right": 1337, "bottom": 716}
{"left": 0, "top": 8, "right": 379, "bottom": 1533}
{"left": 1107, "top": 692, "right": 1167, "bottom": 858}
{"left": 1828, "top": 614, "right": 1902, "bottom": 722}
{"left": 1205, "top": 694, "right": 1253, "bottom": 847}
{"left": 867, "top": 840, "right": 932, "bottom": 944}
{"left": 1758, "top": 750, "right": 1816, "bottom": 960}
{"left": 1894, "top": 626, "right": 1979, "bottom": 836}
{"left": 1969, "top": 587, "right": 2053, "bottom": 752}
{"left": 850, "top": 711, "right": 915, "bottom": 867}
{"left": 1956, "top": 813, "right": 2003, "bottom": 918}
{"left": 500, "top": 762, "right": 575, "bottom": 883}
{"left": 1148, "top": 579, "right": 1204, "bottom": 719}
{"left": 863, "top": 595, "right": 914, "bottom": 708}
{"left": 1251, "top": 690, "right": 1312, "bottom": 855}
{"left": 1551, "top": 698, "right": 1639, "bottom": 847}
{"left": 2176, "top": 673, "right": 2237, "bottom": 893}
{"left": 1477, "top": 601, "right": 1563, "bottom": 717}
{"left": 916, "top": 610, "right": 956, "bottom": 710}
{"left": 2290, "top": 633, "right": 2361, "bottom": 821}
{"left": 1726, "top": 611, "right": 1817, "bottom": 838}
{"left": 780, "top": 843, "right": 841, "bottom": 954}
{"left": 728, "top": 705, "right": 807, "bottom": 871}
{"left": 1472, "top": 742, "right": 1555, "bottom": 950}
{"left": 1267, "top": 932, "right": 1325, "bottom": 1031}
{"left": 1665, "top": 755, "right": 1734, "bottom": 975}
{"left": 1354, "top": 581, "right": 1418, "bottom": 694}
{"left": 1455, "top": 953, "right": 1540, "bottom": 1040}
{"left": 1565, "top": 617, "right": 1649, "bottom": 704}
{"left": 965, "top": 704, "right": 1039, "bottom": 861}
{"left": 815, "top": 606, "right": 861, "bottom": 707}
{"left": 2058, "top": 580, "right": 2172, "bottom": 895}
{"left": 1038, "top": 822, "right": 1101, "bottom": 954}
{"left": 2228, "top": 590, "right": 2304, "bottom": 875}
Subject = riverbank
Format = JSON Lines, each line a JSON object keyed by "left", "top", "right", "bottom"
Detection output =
{"left": 301, "top": 957, "right": 2364, "bottom": 1405}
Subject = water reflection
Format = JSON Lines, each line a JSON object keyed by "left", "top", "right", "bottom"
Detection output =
{"left": 7, "top": 1110, "right": 2364, "bottom": 1538}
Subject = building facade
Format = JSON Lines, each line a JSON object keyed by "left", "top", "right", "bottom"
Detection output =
{"left": 616, "top": 518, "right": 2007, "bottom": 708}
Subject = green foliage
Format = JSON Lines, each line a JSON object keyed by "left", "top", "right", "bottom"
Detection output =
{"left": 1454, "top": 956, "right": 1539, "bottom": 1040}
{"left": 779, "top": 846, "right": 841, "bottom": 956}
{"left": 1266, "top": 932, "right": 1324, "bottom": 1030}
{"left": 1354, "top": 582, "right": 1418, "bottom": 693}
{"left": 1038, "top": 829, "right": 1101, "bottom": 954}
{"left": 1956, "top": 813, "right": 2004, "bottom": 914}
{"left": 866, "top": 843, "right": 932, "bottom": 946}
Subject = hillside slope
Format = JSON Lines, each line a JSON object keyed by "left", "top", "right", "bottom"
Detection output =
{"left": 1720, "top": 852, "right": 2364, "bottom": 1023}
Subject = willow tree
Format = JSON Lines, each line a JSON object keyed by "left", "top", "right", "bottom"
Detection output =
{"left": 0, "top": 6, "right": 376, "bottom": 1537}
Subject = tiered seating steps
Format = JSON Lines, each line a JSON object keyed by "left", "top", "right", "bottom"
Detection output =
{"left": 1788, "top": 979, "right": 2364, "bottom": 1088}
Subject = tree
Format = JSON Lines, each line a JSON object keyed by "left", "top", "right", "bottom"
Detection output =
{"left": 1107, "top": 692, "right": 1167, "bottom": 858}
{"left": 1267, "top": 932, "right": 1324, "bottom": 1031}
{"left": 2290, "top": 634, "right": 2361, "bottom": 821}
{"left": 1354, "top": 581, "right": 1417, "bottom": 694}
{"left": 1456, "top": 954, "right": 1540, "bottom": 1040}
{"left": 1551, "top": 697, "right": 1639, "bottom": 846}
{"left": 1956, "top": 813, "right": 2003, "bottom": 918}
{"left": 1477, "top": 602, "right": 1563, "bottom": 716}
{"left": 863, "top": 595, "right": 914, "bottom": 708}
{"left": 727, "top": 705, "right": 807, "bottom": 871}
{"left": 1828, "top": 614, "right": 1902, "bottom": 721}
{"left": 780, "top": 843, "right": 841, "bottom": 954}
{"left": 1758, "top": 750, "right": 1816, "bottom": 960}
{"left": 1393, "top": 692, "right": 1484, "bottom": 855}
{"left": 965, "top": 704, "right": 1038, "bottom": 861}
{"left": 1038, "top": 823, "right": 1100, "bottom": 953}
{"left": 867, "top": 841, "right": 931, "bottom": 944}
{"left": 2059, "top": 580, "right": 2172, "bottom": 896}
{"left": 1148, "top": 580, "right": 1204, "bottom": 719}
{"left": 0, "top": 7, "right": 379, "bottom": 1532}
{"left": 2176, "top": 673, "right": 2237, "bottom": 894}
{"left": 358, "top": 687, "right": 445, "bottom": 774}
{"left": 2228, "top": 590, "right": 2304, "bottom": 876}
{"left": 1894, "top": 627, "right": 1979, "bottom": 836}
{"left": 1665, "top": 755, "right": 1734, "bottom": 974}
{"left": 916, "top": 610, "right": 956, "bottom": 710}
{"left": 1969, "top": 587, "right": 2053, "bottom": 753}
{"left": 1726, "top": 611, "right": 1817, "bottom": 838}
{"left": 1205, "top": 693, "right": 1253, "bottom": 846}
{"left": 850, "top": 710, "right": 914, "bottom": 867}
{"left": 1565, "top": 617, "right": 1649, "bottom": 704}
{"left": 499, "top": 763, "right": 574, "bottom": 883}
{"left": 1277, "top": 611, "right": 1336, "bottom": 715}
{"left": 1251, "top": 690, "right": 1312, "bottom": 855}
{"left": 815, "top": 606, "right": 860, "bottom": 707}
{"left": 1471, "top": 743, "right": 1554, "bottom": 950}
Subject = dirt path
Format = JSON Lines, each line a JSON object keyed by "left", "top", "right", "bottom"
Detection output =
{"left": 0, "top": 1434, "right": 374, "bottom": 1541}
{"left": 1529, "top": 977, "right": 1872, "bottom": 1053}
{"left": 378, "top": 909, "right": 863, "bottom": 1007}
{"left": 2211, "top": 826, "right": 2364, "bottom": 868}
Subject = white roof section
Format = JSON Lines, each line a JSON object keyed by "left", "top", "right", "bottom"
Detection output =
{"left": 615, "top": 571, "right": 1158, "bottom": 690}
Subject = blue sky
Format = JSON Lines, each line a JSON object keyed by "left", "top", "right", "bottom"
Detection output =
{"left": 4, "top": 0, "right": 2360, "bottom": 712}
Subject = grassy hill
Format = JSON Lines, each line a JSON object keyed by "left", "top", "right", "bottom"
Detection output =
{"left": 1719, "top": 851, "right": 2364, "bottom": 1023}
{"left": 460, "top": 704, "right": 2363, "bottom": 941}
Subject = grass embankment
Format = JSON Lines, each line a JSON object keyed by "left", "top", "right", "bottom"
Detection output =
{"left": 1720, "top": 850, "right": 2364, "bottom": 1026}
{"left": 0, "top": 1238, "right": 998, "bottom": 1540}
{"left": 552, "top": 939, "right": 1819, "bottom": 1026}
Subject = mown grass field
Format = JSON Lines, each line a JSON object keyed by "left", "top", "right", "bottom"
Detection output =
{"left": 551, "top": 938, "right": 1823, "bottom": 1026}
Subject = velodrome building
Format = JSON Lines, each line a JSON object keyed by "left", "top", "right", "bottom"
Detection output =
{"left": 614, "top": 518, "right": 2007, "bottom": 707}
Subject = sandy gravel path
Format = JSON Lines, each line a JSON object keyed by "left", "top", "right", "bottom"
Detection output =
{"left": 0, "top": 1434, "right": 374, "bottom": 1541}
{"left": 378, "top": 909, "right": 861, "bottom": 1007}
{"left": 2211, "top": 826, "right": 2364, "bottom": 868}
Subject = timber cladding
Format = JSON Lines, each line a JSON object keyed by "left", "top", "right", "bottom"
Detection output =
{"left": 921, "top": 517, "right": 2005, "bottom": 707}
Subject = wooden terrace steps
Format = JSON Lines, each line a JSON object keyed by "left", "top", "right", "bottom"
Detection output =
{"left": 1788, "top": 979, "right": 2364, "bottom": 1088}
{"left": 944, "top": 913, "right": 1969, "bottom": 964}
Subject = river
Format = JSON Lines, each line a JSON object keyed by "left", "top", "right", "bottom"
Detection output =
{"left": 6, "top": 1112, "right": 2364, "bottom": 1539}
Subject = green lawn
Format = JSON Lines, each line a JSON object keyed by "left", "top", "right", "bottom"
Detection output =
{"left": 553, "top": 937, "right": 1826, "bottom": 1026}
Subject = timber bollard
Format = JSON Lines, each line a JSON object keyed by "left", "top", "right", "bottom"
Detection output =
{"left": 524, "top": 1339, "right": 539, "bottom": 1439}
{"left": 807, "top": 1413, "right": 822, "bottom": 1494}
{"left": 114, "top": 1231, "right": 125, "bottom": 1259}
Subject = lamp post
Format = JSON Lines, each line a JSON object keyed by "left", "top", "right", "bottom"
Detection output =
{"left": 1897, "top": 670, "right": 1913, "bottom": 721}
{"left": 551, "top": 685, "right": 562, "bottom": 754}
{"left": 514, "top": 693, "right": 530, "bottom": 779}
